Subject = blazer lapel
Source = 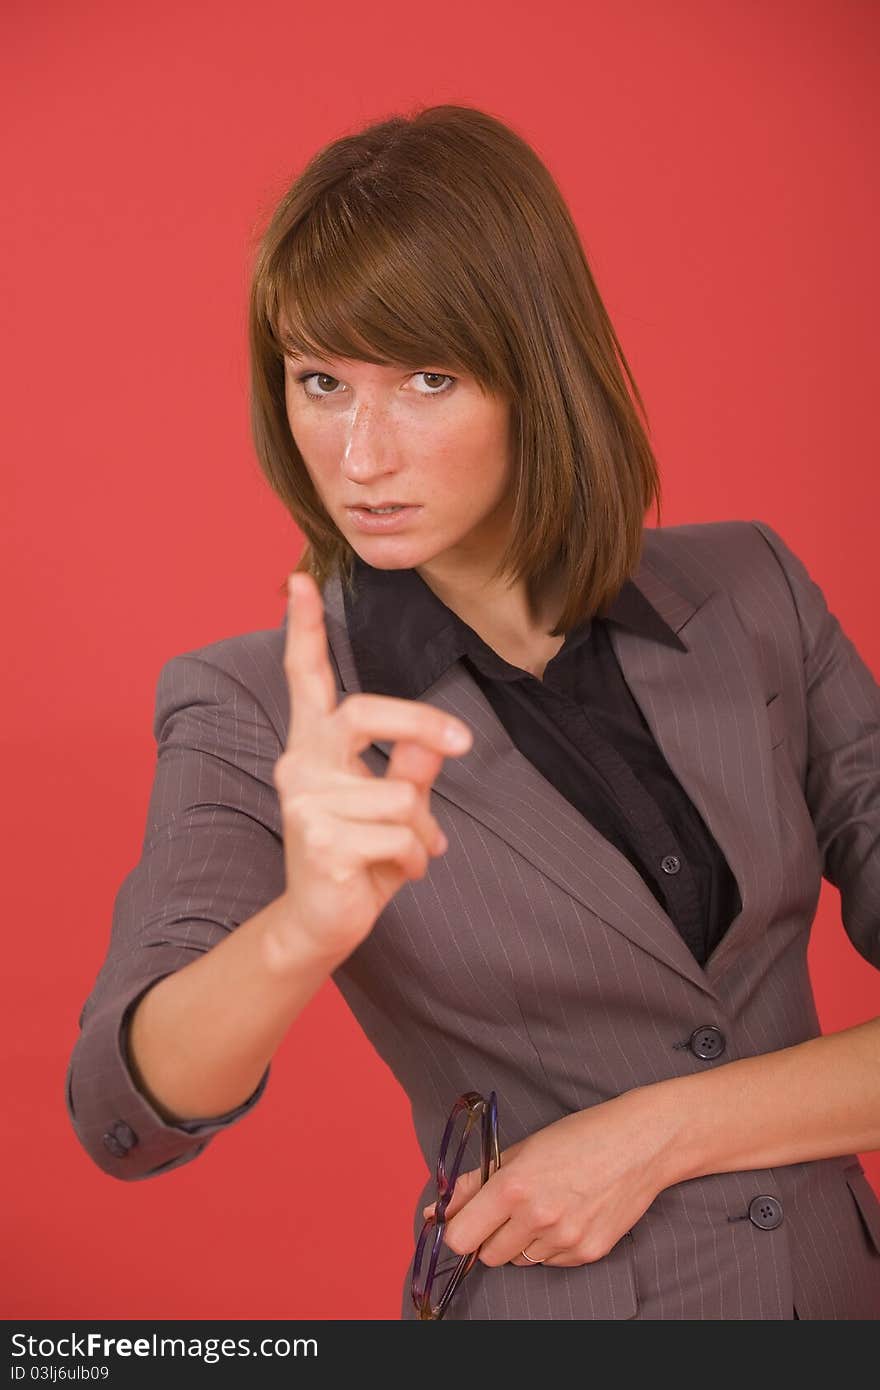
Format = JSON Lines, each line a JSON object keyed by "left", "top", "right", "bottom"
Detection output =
{"left": 320, "top": 548, "right": 784, "bottom": 1002}
{"left": 611, "top": 554, "right": 785, "bottom": 987}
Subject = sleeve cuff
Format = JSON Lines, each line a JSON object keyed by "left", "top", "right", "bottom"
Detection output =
{"left": 66, "top": 953, "right": 271, "bottom": 1180}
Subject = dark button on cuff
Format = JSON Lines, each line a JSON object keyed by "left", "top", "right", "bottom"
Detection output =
{"left": 689, "top": 1025, "right": 726, "bottom": 1060}
{"left": 748, "top": 1195, "right": 784, "bottom": 1230}
{"left": 102, "top": 1120, "right": 138, "bottom": 1158}
{"left": 112, "top": 1121, "right": 138, "bottom": 1150}
{"left": 660, "top": 855, "right": 681, "bottom": 874}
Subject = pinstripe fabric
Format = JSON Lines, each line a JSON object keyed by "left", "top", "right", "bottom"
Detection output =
{"left": 65, "top": 518, "right": 880, "bottom": 1318}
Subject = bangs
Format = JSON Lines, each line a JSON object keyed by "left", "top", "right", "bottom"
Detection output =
{"left": 263, "top": 188, "right": 505, "bottom": 392}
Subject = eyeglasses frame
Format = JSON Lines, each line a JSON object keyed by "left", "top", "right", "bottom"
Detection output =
{"left": 411, "top": 1089, "right": 500, "bottom": 1320}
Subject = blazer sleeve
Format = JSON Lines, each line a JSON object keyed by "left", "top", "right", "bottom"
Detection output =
{"left": 750, "top": 520, "right": 880, "bottom": 971}
{"left": 65, "top": 652, "right": 287, "bottom": 1181}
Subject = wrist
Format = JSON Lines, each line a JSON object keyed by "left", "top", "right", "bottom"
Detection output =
{"left": 628, "top": 1077, "right": 692, "bottom": 1192}
{"left": 258, "top": 894, "right": 350, "bottom": 978}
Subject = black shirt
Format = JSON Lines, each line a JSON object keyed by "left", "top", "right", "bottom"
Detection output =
{"left": 343, "top": 552, "right": 741, "bottom": 967}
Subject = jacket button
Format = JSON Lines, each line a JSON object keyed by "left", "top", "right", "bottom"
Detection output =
{"left": 748, "top": 1195, "right": 784, "bottom": 1230}
{"left": 660, "top": 855, "right": 681, "bottom": 874}
{"left": 689, "top": 1025, "right": 726, "bottom": 1060}
{"left": 102, "top": 1133, "right": 128, "bottom": 1159}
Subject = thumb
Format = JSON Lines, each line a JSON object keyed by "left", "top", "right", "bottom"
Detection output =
{"left": 423, "top": 1166, "right": 482, "bottom": 1221}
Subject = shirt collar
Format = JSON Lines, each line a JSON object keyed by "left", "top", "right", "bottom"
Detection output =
{"left": 344, "top": 549, "right": 685, "bottom": 700}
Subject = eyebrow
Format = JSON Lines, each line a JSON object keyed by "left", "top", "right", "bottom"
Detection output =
{"left": 285, "top": 352, "right": 458, "bottom": 375}
{"left": 286, "top": 350, "right": 341, "bottom": 367}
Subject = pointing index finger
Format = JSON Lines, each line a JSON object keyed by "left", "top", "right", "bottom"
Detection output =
{"left": 284, "top": 572, "right": 338, "bottom": 737}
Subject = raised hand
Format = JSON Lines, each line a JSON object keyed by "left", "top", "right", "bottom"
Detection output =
{"left": 270, "top": 571, "right": 473, "bottom": 965}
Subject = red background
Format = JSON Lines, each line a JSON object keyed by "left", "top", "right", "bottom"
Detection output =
{"left": 2, "top": 0, "right": 878, "bottom": 1319}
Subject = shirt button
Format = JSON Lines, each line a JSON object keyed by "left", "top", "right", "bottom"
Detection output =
{"left": 661, "top": 854, "right": 681, "bottom": 874}
{"left": 748, "top": 1195, "right": 784, "bottom": 1230}
{"left": 689, "top": 1025, "right": 726, "bottom": 1060}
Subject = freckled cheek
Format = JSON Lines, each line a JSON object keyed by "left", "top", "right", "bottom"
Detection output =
{"left": 462, "top": 453, "right": 509, "bottom": 505}
{"left": 286, "top": 420, "right": 339, "bottom": 486}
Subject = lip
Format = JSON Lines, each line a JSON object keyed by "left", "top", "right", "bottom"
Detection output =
{"left": 347, "top": 501, "right": 412, "bottom": 509}
{"left": 346, "top": 505, "right": 422, "bottom": 533}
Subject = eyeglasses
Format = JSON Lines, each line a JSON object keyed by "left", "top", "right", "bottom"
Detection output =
{"left": 411, "top": 1090, "right": 501, "bottom": 1320}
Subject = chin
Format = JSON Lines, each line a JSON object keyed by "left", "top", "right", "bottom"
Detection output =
{"left": 347, "top": 531, "right": 441, "bottom": 568}
{"left": 354, "top": 548, "right": 424, "bottom": 571}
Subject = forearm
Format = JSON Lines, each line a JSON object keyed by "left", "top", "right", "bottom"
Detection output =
{"left": 650, "top": 1016, "right": 880, "bottom": 1187}
{"left": 125, "top": 893, "right": 348, "bottom": 1123}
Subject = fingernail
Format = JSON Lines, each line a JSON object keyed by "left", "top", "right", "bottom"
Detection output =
{"left": 444, "top": 724, "right": 471, "bottom": 750}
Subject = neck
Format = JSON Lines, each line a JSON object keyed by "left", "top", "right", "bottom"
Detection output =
{"left": 414, "top": 556, "right": 568, "bottom": 670}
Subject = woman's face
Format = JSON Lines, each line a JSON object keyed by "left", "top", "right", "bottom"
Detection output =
{"left": 283, "top": 353, "right": 515, "bottom": 579}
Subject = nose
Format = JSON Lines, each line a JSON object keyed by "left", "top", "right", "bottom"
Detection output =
{"left": 341, "top": 398, "right": 399, "bottom": 485}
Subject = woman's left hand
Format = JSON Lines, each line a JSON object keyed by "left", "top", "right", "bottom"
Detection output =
{"left": 422, "top": 1085, "right": 680, "bottom": 1267}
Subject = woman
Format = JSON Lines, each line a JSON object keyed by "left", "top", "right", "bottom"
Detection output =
{"left": 65, "top": 104, "right": 880, "bottom": 1319}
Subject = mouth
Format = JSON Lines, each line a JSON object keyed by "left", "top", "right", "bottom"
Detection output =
{"left": 346, "top": 502, "right": 413, "bottom": 511}
{"left": 345, "top": 504, "right": 422, "bottom": 532}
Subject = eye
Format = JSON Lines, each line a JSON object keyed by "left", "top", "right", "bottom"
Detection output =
{"left": 297, "top": 372, "right": 344, "bottom": 400}
{"left": 295, "top": 371, "right": 456, "bottom": 402}
{"left": 413, "top": 372, "right": 456, "bottom": 396}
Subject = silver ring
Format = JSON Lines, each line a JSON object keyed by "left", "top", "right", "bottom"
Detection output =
{"left": 520, "top": 1247, "right": 545, "bottom": 1264}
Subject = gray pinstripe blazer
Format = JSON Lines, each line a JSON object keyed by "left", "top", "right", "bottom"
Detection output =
{"left": 65, "top": 518, "right": 880, "bottom": 1319}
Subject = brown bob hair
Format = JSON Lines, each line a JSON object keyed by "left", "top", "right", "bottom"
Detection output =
{"left": 247, "top": 103, "right": 662, "bottom": 637}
